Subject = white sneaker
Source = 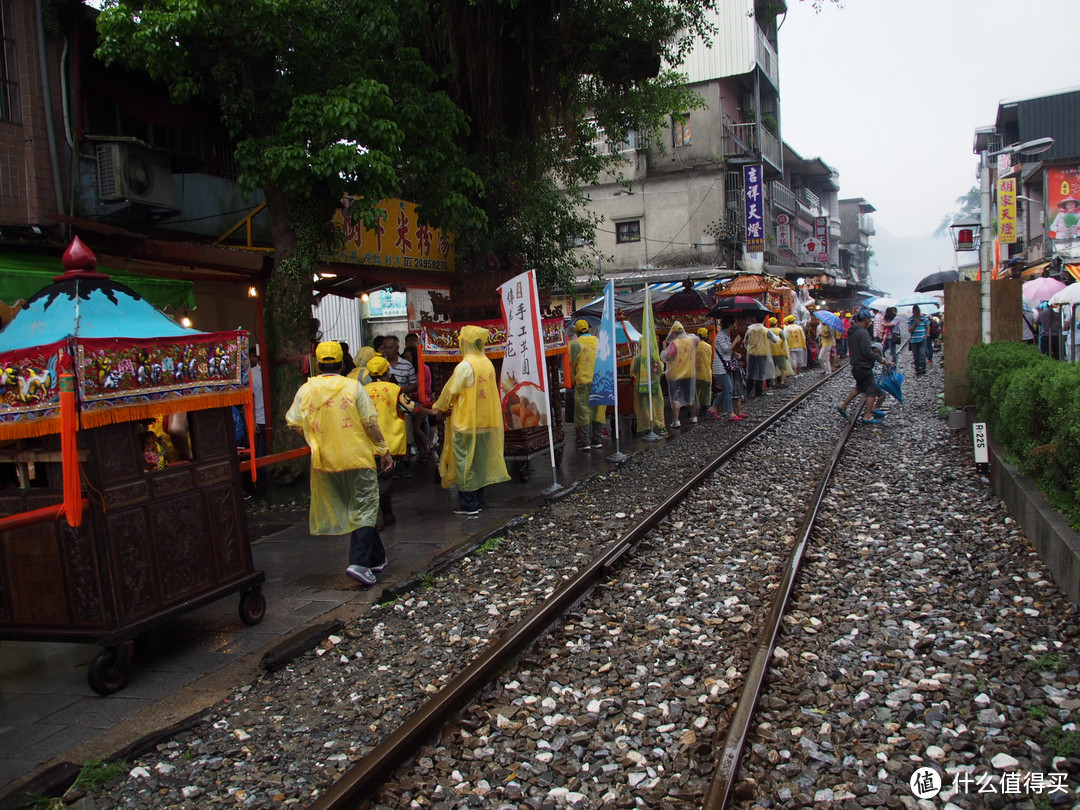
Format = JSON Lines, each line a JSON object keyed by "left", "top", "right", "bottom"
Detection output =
{"left": 671, "top": 420, "right": 681, "bottom": 428}
{"left": 346, "top": 565, "right": 376, "bottom": 585}
{"left": 689, "top": 416, "right": 698, "bottom": 424}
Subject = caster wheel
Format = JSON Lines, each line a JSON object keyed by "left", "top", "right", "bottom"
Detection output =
{"left": 517, "top": 460, "right": 531, "bottom": 483}
{"left": 239, "top": 587, "right": 266, "bottom": 626}
{"left": 88, "top": 644, "right": 132, "bottom": 695}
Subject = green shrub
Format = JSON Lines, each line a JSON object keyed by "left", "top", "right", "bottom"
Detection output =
{"left": 968, "top": 341, "right": 1080, "bottom": 530}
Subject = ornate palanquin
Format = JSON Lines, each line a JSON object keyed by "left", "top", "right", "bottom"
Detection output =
{"left": 0, "top": 239, "right": 264, "bottom": 694}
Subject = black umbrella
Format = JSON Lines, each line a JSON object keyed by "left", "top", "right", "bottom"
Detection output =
{"left": 706, "top": 296, "right": 773, "bottom": 317}
{"left": 914, "top": 270, "right": 960, "bottom": 293}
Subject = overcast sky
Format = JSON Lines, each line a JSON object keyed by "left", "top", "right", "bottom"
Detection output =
{"left": 777, "top": 0, "right": 1080, "bottom": 296}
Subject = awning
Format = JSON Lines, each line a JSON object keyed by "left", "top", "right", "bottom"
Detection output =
{"left": 0, "top": 251, "right": 195, "bottom": 311}
{"left": 1021, "top": 260, "right": 1080, "bottom": 281}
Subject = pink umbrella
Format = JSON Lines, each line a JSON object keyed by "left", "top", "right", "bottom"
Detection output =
{"left": 1023, "top": 277, "right": 1067, "bottom": 302}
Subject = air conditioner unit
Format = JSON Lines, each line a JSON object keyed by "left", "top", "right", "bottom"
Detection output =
{"left": 96, "top": 143, "right": 176, "bottom": 208}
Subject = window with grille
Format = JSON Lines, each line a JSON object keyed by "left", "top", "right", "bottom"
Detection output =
{"left": 616, "top": 220, "right": 641, "bottom": 244}
{"left": 0, "top": 0, "right": 18, "bottom": 124}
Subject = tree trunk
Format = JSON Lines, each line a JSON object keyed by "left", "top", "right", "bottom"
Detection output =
{"left": 262, "top": 184, "right": 336, "bottom": 484}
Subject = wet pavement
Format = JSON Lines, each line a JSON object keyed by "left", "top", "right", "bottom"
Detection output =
{"left": 0, "top": 422, "right": 659, "bottom": 796}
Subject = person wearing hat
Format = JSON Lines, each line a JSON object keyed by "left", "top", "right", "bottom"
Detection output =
{"left": 693, "top": 327, "right": 713, "bottom": 422}
{"left": 286, "top": 340, "right": 394, "bottom": 587}
{"left": 431, "top": 325, "right": 510, "bottom": 516}
{"left": 767, "top": 316, "right": 792, "bottom": 388}
{"left": 365, "top": 354, "right": 436, "bottom": 527}
{"left": 569, "top": 318, "right": 607, "bottom": 449}
{"left": 782, "top": 314, "right": 807, "bottom": 375}
{"left": 744, "top": 311, "right": 780, "bottom": 397}
{"left": 347, "top": 346, "right": 375, "bottom": 386}
{"left": 662, "top": 320, "right": 699, "bottom": 427}
{"left": 835, "top": 308, "right": 890, "bottom": 425}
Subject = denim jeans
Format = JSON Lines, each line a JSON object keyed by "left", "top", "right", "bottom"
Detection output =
{"left": 911, "top": 340, "right": 926, "bottom": 373}
{"left": 710, "top": 371, "right": 733, "bottom": 414}
{"left": 459, "top": 487, "right": 486, "bottom": 512}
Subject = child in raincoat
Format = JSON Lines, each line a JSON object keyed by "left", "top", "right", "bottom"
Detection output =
{"left": 432, "top": 325, "right": 511, "bottom": 516}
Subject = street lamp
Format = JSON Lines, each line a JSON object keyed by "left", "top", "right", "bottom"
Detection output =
{"left": 978, "top": 136, "right": 1054, "bottom": 342}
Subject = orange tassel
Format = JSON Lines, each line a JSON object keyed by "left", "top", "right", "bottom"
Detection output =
{"left": 59, "top": 354, "right": 82, "bottom": 527}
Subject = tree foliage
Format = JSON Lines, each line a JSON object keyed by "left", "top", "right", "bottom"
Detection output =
{"left": 934, "top": 186, "right": 981, "bottom": 238}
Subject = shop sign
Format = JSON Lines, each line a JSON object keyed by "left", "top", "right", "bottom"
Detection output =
{"left": 331, "top": 197, "right": 455, "bottom": 272}
{"left": 744, "top": 165, "right": 765, "bottom": 252}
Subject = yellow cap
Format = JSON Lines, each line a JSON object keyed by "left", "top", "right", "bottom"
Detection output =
{"left": 696, "top": 328, "right": 708, "bottom": 338}
{"left": 367, "top": 355, "right": 390, "bottom": 376}
{"left": 316, "top": 341, "right": 343, "bottom": 363}
{"left": 574, "top": 319, "right": 591, "bottom": 333}
{"left": 784, "top": 314, "right": 796, "bottom": 324}
{"left": 768, "top": 316, "right": 778, "bottom": 326}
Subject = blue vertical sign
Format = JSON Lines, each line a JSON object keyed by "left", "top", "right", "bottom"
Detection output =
{"left": 589, "top": 281, "right": 616, "bottom": 407}
{"left": 744, "top": 164, "right": 764, "bottom": 252}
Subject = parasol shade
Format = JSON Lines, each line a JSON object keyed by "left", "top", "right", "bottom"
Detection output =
{"left": 1048, "top": 282, "right": 1080, "bottom": 306}
{"left": 707, "top": 296, "right": 772, "bottom": 316}
{"left": 1023, "top": 277, "right": 1067, "bottom": 303}
{"left": 914, "top": 270, "right": 960, "bottom": 292}
{"left": 814, "top": 310, "right": 845, "bottom": 332}
{"left": 0, "top": 237, "right": 250, "bottom": 441}
{"left": 896, "top": 294, "right": 941, "bottom": 309}
{"left": 865, "top": 296, "right": 898, "bottom": 311}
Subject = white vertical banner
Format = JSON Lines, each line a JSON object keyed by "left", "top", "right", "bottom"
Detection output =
{"left": 497, "top": 270, "right": 551, "bottom": 428}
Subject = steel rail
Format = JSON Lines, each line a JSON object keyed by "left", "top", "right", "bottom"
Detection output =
{"left": 703, "top": 401, "right": 859, "bottom": 808}
{"left": 308, "top": 369, "right": 846, "bottom": 810}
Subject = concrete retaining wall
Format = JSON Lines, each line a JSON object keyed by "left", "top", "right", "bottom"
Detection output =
{"left": 988, "top": 436, "right": 1080, "bottom": 606}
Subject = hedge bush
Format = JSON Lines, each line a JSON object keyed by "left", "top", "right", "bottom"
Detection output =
{"left": 968, "top": 342, "right": 1080, "bottom": 529}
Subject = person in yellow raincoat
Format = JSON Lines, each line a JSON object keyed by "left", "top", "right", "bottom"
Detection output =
{"left": 628, "top": 335, "right": 666, "bottom": 435}
{"left": 348, "top": 345, "right": 375, "bottom": 385}
{"left": 694, "top": 327, "right": 713, "bottom": 421}
{"left": 365, "top": 354, "right": 434, "bottom": 527}
{"left": 569, "top": 319, "right": 606, "bottom": 450}
{"left": 431, "top": 325, "right": 510, "bottom": 516}
{"left": 783, "top": 314, "right": 807, "bottom": 375}
{"left": 767, "top": 316, "right": 792, "bottom": 388}
{"left": 286, "top": 341, "right": 394, "bottom": 586}
{"left": 662, "top": 320, "right": 698, "bottom": 428}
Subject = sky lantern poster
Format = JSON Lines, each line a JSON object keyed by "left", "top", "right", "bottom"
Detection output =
{"left": 497, "top": 270, "right": 550, "bottom": 431}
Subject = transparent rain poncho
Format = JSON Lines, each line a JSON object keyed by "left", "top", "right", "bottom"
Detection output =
{"left": 629, "top": 338, "right": 665, "bottom": 432}
{"left": 286, "top": 373, "right": 386, "bottom": 535}
{"left": 662, "top": 321, "right": 698, "bottom": 408}
{"left": 434, "top": 325, "right": 511, "bottom": 492}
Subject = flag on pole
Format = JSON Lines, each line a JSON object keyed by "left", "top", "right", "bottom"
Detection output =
{"left": 497, "top": 270, "right": 551, "bottom": 429}
{"left": 642, "top": 284, "right": 660, "bottom": 418}
{"left": 589, "top": 281, "right": 616, "bottom": 407}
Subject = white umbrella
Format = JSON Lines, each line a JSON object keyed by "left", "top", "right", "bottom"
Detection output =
{"left": 896, "top": 294, "right": 941, "bottom": 309}
{"left": 1048, "top": 282, "right": 1080, "bottom": 306}
{"left": 865, "top": 296, "right": 898, "bottom": 311}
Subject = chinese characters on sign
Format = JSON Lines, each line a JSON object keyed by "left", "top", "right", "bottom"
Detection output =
{"left": 776, "top": 213, "right": 790, "bottom": 250}
{"left": 998, "top": 177, "right": 1017, "bottom": 245}
{"left": 330, "top": 197, "right": 455, "bottom": 272}
{"left": 497, "top": 270, "right": 551, "bottom": 431}
{"left": 1047, "top": 165, "right": 1080, "bottom": 251}
{"left": 910, "top": 766, "right": 1070, "bottom": 800}
{"left": 814, "top": 216, "right": 829, "bottom": 263}
{"left": 743, "top": 165, "right": 764, "bottom": 252}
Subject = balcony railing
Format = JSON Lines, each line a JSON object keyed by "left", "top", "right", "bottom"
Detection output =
{"left": 723, "top": 122, "right": 782, "bottom": 172}
{"left": 770, "top": 180, "right": 797, "bottom": 215}
{"left": 755, "top": 27, "right": 779, "bottom": 88}
{"left": 859, "top": 214, "right": 876, "bottom": 235}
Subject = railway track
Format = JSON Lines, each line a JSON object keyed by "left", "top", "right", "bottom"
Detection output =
{"left": 306, "top": 368, "right": 864, "bottom": 810}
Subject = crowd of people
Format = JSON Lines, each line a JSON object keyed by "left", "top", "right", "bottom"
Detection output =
{"left": 282, "top": 296, "right": 950, "bottom": 587}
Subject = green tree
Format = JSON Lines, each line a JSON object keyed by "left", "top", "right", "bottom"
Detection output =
{"left": 934, "top": 186, "right": 981, "bottom": 238}
{"left": 95, "top": 0, "right": 485, "bottom": 462}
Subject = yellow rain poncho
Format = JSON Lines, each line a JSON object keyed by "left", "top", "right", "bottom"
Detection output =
{"left": 629, "top": 340, "right": 665, "bottom": 433}
{"left": 286, "top": 373, "right": 388, "bottom": 535}
{"left": 662, "top": 321, "right": 698, "bottom": 408}
{"left": 570, "top": 332, "right": 605, "bottom": 428}
{"left": 433, "top": 325, "right": 510, "bottom": 492}
{"left": 365, "top": 378, "right": 410, "bottom": 456}
{"left": 347, "top": 346, "right": 375, "bottom": 385}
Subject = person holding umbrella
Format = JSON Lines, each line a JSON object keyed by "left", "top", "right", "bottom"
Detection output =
{"left": 836, "top": 308, "right": 890, "bottom": 426}
{"left": 907, "top": 305, "right": 929, "bottom": 375}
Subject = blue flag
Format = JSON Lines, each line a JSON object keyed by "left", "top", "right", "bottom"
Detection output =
{"left": 589, "top": 281, "right": 616, "bottom": 407}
